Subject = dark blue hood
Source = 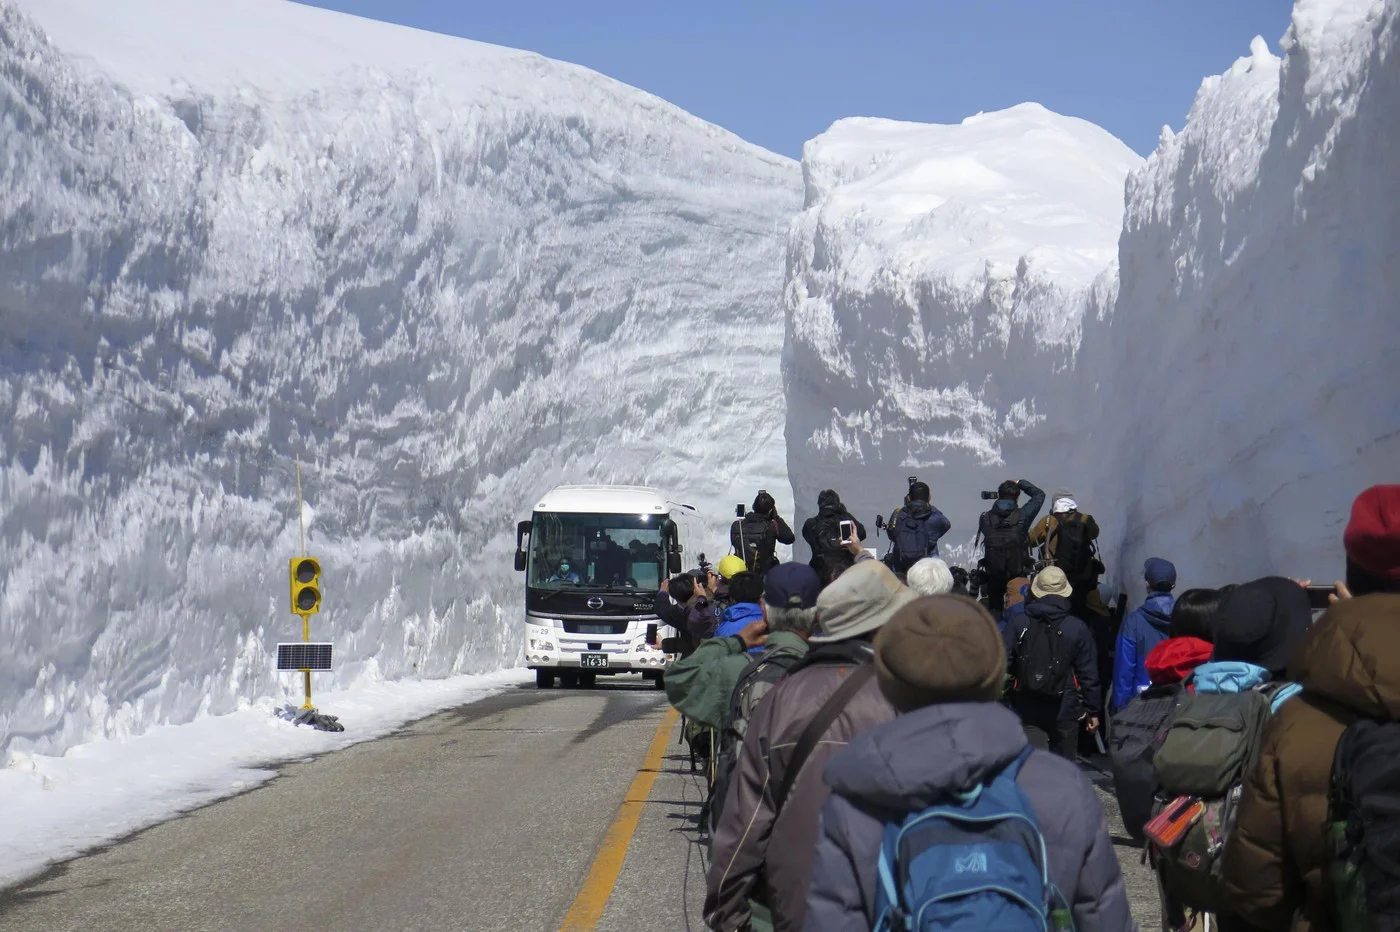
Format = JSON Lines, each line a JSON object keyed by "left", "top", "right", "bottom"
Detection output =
{"left": 992, "top": 499, "right": 1018, "bottom": 516}
{"left": 823, "top": 703, "right": 1029, "bottom": 810}
{"left": 1142, "top": 592, "right": 1175, "bottom": 634}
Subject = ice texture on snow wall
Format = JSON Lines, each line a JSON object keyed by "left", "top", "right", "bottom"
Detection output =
{"left": 784, "top": 104, "right": 1140, "bottom": 557}
{"left": 0, "top": 0, "right": 801, "bottom": 756}
{"left": 786, "top": 0, "right": 1400, "bottom": 584}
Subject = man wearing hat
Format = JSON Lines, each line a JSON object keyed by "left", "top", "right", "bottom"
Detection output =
{"left": 707, "top": 560, "right": 914, "bottom": 932}
{"left": 1029, "top": 494, "right": 1102, "bottom": 616}
{"left": 1003, "top": 566, "right": 1102, "bottom": 760}
{"left": 1110, "top": 557, "right": 1178, "bottom": 711}
{"left": 664, "top": 563, "right": 821, "bottom": 733}
{"left": 806, "top": 595, "right": 1134, "bottom": 930}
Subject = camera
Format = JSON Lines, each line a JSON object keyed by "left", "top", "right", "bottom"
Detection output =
{"left": 874, "top": 514, "right": 887, "bottom": 531}
{"left": 735, "top": 503, "right": 746, "bottom": 518}
{"left": 694, "top": 552, "right": 714, "bottom": 577}
{"left": 907, "top": 476, "right": 918, "bottom": 488}
{"left": 980, "top": 490, "right": 998, "bottom": 500}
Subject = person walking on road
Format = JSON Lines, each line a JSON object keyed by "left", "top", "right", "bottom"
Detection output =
{"left": 705, "top": 559, "right": 912, "bottom": 932}
{"left": 806, "top": 594, "right": 1135, "bottom": 931}
{"left": 1111, "top": 558, "right": 1177, "bottom": 711}
{"left": 1003, "top": 566, "right": 1101, "bottom": 760}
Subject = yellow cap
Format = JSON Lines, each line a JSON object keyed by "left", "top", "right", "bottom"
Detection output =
{"left": 717, "top": 555, "right": 748, "bottom": 579}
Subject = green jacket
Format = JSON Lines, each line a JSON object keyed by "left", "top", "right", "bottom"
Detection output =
{"left": 664, "top": 630, "right": 809, "bottom": 730}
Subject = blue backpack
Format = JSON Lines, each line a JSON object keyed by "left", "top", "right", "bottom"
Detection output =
{"left": 873, "top": 747, "right": 1072, "bottom": 931}
{"left": 893, "top": 511, "right": 933, "bottom": 571}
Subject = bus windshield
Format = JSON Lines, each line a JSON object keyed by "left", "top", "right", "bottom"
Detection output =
{"left": 526, "top": 512, "right": 667, "bottom": 592}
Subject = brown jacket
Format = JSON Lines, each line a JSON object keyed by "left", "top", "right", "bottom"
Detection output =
{"left": 1028, "top": 511, "right": 1100, "bottom": 567}
{"left": 704, "top": 642, "right": 895, "bottom": 932}
{"left": 1223, "top": 594, "right": 1400, "bottom": 931}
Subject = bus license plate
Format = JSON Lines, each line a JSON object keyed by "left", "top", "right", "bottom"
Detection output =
{"left": 580, "top": 653, "right": 609, "bottom": 669}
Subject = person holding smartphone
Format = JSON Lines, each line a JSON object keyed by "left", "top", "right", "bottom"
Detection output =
{"left": 802, "top": 489, "right": 867, "bottom": 584}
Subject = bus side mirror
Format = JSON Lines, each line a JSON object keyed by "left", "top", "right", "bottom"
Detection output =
{"left": 514, "top": 520, "right": 532, "bottom": 574}
{"left": 668, "top": 552, "right": 682, "bottom": 574}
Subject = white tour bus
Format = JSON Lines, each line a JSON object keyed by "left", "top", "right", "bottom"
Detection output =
{"left": 514, "top": 485, "right": 692, "bottom": 689}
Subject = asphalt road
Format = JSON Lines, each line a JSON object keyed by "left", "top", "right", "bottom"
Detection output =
{"left": 0, "top": 678, "right": 1159, "bottom": 931}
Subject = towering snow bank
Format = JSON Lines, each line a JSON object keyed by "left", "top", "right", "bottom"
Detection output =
{"left": 785, "top": 104, "right": 1140, "bottom": 553}
{"left": 0, "top": 0, "right": 801, "bottom": 757}
{"left": 1077, "top": 0, "right": 1400, "bottom": 583}
{"left": 786, "top": 0, "right": 1400, "bottom": 586}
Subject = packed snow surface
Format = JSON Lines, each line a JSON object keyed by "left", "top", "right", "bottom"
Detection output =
{"left": 0, "top": 0, "right": 801, "bottom": 761}
{"left": 786, "top": 0, "right": 1400, "bottom": 586}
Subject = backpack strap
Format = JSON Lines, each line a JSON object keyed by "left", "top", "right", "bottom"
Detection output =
{"left": 1264, "top": 681, "right": 1302, "bottom": 713}
{"left": 774, "top": 663, "right": 875, "bottom": 812}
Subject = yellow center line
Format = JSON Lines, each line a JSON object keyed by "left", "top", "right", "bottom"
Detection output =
{"left": 559, "top": 704, "right": 680, "bottom": 931}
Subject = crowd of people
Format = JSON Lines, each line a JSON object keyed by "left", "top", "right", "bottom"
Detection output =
{"left": 650, "top": 479, "right": 1400, "bottom": 932}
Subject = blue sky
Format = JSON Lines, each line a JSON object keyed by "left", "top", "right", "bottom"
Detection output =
{"left": 298, "top": 1, "right": 1293, "bottom": 159}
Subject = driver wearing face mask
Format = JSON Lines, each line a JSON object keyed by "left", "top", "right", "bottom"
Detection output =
{"left": 548, "top": 560, "right": 582, "bottom": 585}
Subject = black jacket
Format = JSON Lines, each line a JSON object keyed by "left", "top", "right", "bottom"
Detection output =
{"left": 1004, "top": 594, "right": 1101, "bottom": 722}
{"left": 729, "top": 511, "right": 795, "bottom": 572}
{"left": 977, "top": 480, "right": 1047, "bottom": 563}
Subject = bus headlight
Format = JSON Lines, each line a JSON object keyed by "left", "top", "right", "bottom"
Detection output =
{"left": 527, "top": 623, "right": 557, "bottom": 652}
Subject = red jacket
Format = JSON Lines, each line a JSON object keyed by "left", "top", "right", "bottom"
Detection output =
{"left": 1144, "top": 636, "right": 1212, "bottom": 686}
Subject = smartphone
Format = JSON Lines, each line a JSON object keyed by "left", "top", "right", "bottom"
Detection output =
{"left": 645, "top": 623, "right": 658, "bottom": 646}
{"left": 735, "top": 503, "right": 746, "bottom": 518}
{"left": 839, "top": 519, "right": 855, "bottom": 545}
{"left": 1305, "top": 585, "right": 1334, "bottom": 611}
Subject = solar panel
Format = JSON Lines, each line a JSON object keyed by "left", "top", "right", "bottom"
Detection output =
{"left": 276, "top": 642, "right": 334, "bottom": 671}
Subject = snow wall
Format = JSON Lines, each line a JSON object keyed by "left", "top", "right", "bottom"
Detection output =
{"left": 0, "top": 0, "right": 801, "bottom": 757}
{"left": 786, "top": 0, "right": 1400, "bottom": 589}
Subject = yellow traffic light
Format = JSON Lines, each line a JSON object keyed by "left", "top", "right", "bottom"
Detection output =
{"left": 289, "top": 557, "right": 321, "bottom": 616}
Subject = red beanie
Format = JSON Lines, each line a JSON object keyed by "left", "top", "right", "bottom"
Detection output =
{"left": 1343, "top": 485, "right": 1400, "bottom": 580}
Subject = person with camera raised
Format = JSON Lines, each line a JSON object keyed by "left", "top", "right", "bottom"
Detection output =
{"left": 731, "top": 490, "right": 796, "bottom": 577}
{"left": 883, "top": 479, "right": 951, "bottom": 573}
{"left": 977, "top": 479, "right": 1046, "bottom": 615}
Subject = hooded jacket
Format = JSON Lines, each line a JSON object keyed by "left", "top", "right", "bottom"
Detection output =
{"left": 977, "top": 479, "right": 1047, "bottom": 559}
{"left": 716, "top": 601, "right": 766, "bottom": 649}
{"left": 706, "top": 641, "right": 894, "bottom": 932}
{"left": 805, "top": 702, "right": 1135, "bottom": 931}
{"left": 1223, "top": 594, "right": 1400, "bottom": 932}
{"left": 1144, "top": 636, "right": 1213, "bottom": 686}
{"left": 1004, "top": 595, "right": 1101, "bottom": 723}
{"left": 884, "top": 499, "right": 952, "bottom": 560}
{"left": 663, "top": 629, "right": 809, "bottom": 732}
{"left": 802, "top": 491, "right": 867, "bottom": 568}
{"left": 1111, "top": 592, "right": 1175, "bottom": 710}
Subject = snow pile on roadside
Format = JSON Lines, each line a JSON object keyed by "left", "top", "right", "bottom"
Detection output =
{"left": 784, "top": 0, "right": 1400, "bottom": 585}
{"left": 784, "top": 104, "right": 1140, "bottom": 556}
{"left": 0, "top": 0, "right": 801, "bottom": 759}
{"left": 0, "top": 670, "right": 527, "bottom": 888}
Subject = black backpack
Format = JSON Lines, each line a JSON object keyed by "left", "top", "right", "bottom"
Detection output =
{"left": 1012, "top": 613, "right": 1069, "bottom": 698}
{"left": 733, "top": 514, "right": 778, "bottom": 573}
{"left": 982, "top": 509, "right": 1027, "bottom": 579}
{"left": 706, "top": 643, "right": 805, "bottom": 832}
{"left": 811, "top": 512, "right": 849, "bottom": 556}
{"left": 892, "top": 511, "right": 932, "bottom": 571}
{"left": 1328, "top": 718, "right": 1400, "bottom": 932}
{"left": 1108, "top": 682, "right": 1186, "bottom": 840}
{"left": 1050, "top": 512, "right": 1094, "bottom": 577}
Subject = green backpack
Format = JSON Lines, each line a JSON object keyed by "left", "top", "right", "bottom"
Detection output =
{"left": 1149, "top": 683, "right": 1298, "bottom": 914}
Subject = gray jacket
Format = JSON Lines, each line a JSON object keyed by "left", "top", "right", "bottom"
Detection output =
{"left": 706, "top": 641, "right": 895, "bottom": 932}
{"left": 805, "top": 702, "right": 1135, "bottom": 931}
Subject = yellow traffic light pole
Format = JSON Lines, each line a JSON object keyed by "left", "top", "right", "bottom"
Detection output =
{"left": 293, "top": 456, "right": 319, "bottom": 710}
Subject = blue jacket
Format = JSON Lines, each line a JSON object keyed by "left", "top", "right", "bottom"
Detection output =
{"left": 806, "top": 702, "right": 1134, "bottom": 931}
{"left": 715, "top": 602, "right": 765, "bottom": 654}
{"left": 1004, "top": 595, "right": 1101, "bottom": 722}
{"left": 1111, "top": 592, "right": 1175, "bottom": 711}
{"left": 885, "top": 501, "right": 952, "bottom": 559}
